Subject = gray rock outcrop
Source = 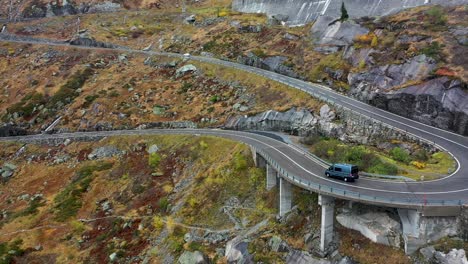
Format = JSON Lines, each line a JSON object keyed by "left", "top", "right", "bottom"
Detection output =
{"left": 176, "top": 64, "right": 198, "bottom": 78}
{"left": 450, "top": 26, "right": 468, "bottom": 46}
{"left": 225, "top": 240, "right": 253, "bottom": 263}
{"left": 348, "top": 54, "right": 437, "bottom": 97}
{"left": 1, "top": 163, "right": 17, "bottom": 180}
{"left": 178, "top": 251, "right": 209, "bottom": 264}
{"left": 69, "top": 37, "right": 118, "bottom": 49}
{"left": 434, "top": 249, "right": 468, "bottom": 264}
{"left": 0, "top": 124, "right": 27, "bottom": 137}
{"left": 88, "top": 146, "right": 123, "bottom": 160}
{"left": 311, "top": 16, "right": 369, "bottom": 47}
{"left": 286, "top": 250, "right": 330, "bottom": 264}
{"left": 370, "top": 77, "right": 468, "bottom": 135}
{"left": 336, "top": 207, "right": 402, "bottom": 247}
{"left": 237, "top": 53, "right": 299, "bottom": 78}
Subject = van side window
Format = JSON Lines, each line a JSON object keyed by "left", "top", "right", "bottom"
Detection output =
{"left": 335, "top": 167, "right": 342, "bottom": 172}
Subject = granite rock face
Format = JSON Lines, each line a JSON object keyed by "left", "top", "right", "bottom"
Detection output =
{"left": 232, "top": 0, "right": 467, "bottom": 26}
{"left": 370, "top": 78, "right": 468, "bottom": 135}
{"left": 311, "top": 16, "right": 369, "bottom": 46}
{"left": 237, "top": 53, "right": 299, "bottom": 78}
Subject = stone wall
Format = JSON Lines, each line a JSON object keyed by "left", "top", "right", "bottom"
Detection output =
{"left": 225, "top": 105, "right": 438, "bottom": 151}
{"left": 232, "top": 0, "right": 467, "bottom": 26}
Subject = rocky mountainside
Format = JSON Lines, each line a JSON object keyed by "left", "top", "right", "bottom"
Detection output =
{"left": 308, "top": 6, "right": 468, "bottom": 135}
{"left": 1, "top": 135, "right": 408, "bottom": 263}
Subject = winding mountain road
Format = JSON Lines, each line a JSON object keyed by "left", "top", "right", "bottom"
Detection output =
{"left": 1, "top": 34, "right": 467, "bottom": 211}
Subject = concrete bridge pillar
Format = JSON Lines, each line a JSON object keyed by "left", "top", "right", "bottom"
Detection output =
{"left": 266, "top": 164, "right": 278, "bottom": 190}
{"left": 319, "top": 194, "right": 335, "bottom": 252}
{"left": 256, "top": 154, "right": 267, "bottom": 169}
{"left": 279, "top": 178, "right": 292, "bottom": 217}
{"left": 250, "top": 147, "right": 267, "bottom": 169}
{"left": 398, "top": 208, "right": 460, "bottom": 254}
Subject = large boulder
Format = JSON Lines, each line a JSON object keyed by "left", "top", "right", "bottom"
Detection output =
{"left": 88, "top": 146, "right": 123, "bottom": 160}
{"left": 176, "top": 64, "right": 197, "bottom": 78}
{"left": 311, "top": 16, "right": 369, "bottom": 47}
{"left": 348, "top": 54, "right": 437, "bottom": 93}
{"left": 0, "top": 124, "right": 27, "bottom": 137}
{"left": 237, "top": 53, "right": 299, "bottom": 78}
{"left": 225, "top": 240, "right": 253, "bottom": 263}
{"left": 268, "top": 236, "right": 290, "bottom": 253}
{"left": 434, "top": 249, "right": 468, "bottom": 264}
{"left": 450, "top": 26, "right": 468, "bottom": 46}
{"left": 69, "top": 37, "right": 117, "bottom": 49}
{"left": 286, "top": 250, "right": 330, "bottom": 264}
{"left": 0, "top": 163, "right": 17, "bottom": 180}
{"left": 178, "top": 251, "right": 209, "bottom": 264}
{"left": 336, "top": 207, "right": 402, "bottom": 247}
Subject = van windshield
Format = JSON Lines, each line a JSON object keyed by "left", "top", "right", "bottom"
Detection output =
{"left": 351, "top": 167, "right": 358, "bottom": 174}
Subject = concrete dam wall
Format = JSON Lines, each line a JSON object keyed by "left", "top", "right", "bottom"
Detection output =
{"left": 232, "top": 0, "right": 468, "bottom": 25}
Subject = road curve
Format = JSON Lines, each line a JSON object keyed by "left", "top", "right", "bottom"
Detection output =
{"left": 1, "top": 35, "right": 467, "bottom": 210}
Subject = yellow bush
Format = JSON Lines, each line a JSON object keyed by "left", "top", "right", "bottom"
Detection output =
{"left": 187, "top": 197, "right": 198, "bottom": 208}
{"left": 355, "top": 33, "right": 374, "bottom": 43}
{"left": 70, "top": 220, "right": 86, "bottom": 233}
{"left": 166, "top": 216, "right": 175, "bottom": 234}
{"left": 163, "top": 184, "right": 173, "bottom": 194}
{"left": 411, "top": 161, "right": 426, "bottom": 169}
{"left": 152, "top": 216, "right": 164, "bottom": 230}
{"left": 371, "top": 35, "right": 378, "bottom": 47}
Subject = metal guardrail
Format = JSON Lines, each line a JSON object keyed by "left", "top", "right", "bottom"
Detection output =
{"left": 253, "top": 146, "right": 464, "bottom": 207}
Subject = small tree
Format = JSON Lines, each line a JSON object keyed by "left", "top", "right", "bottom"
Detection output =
{"left": 371, "top": 35, "right": 378, "bottom": 47}
{"left": 340, "top": 2, "right": 349, "bottom": 22}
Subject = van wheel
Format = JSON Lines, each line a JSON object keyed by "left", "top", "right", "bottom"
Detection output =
{"left": 344, "top": 177, "right": 348, "bottom": 182}
{"left": 325, "top": 173, "right": 330, "bottom": 178}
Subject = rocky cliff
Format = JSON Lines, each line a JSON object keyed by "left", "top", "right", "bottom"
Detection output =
{"left": 232, "top": 0, "right": 468, "bottom": 25}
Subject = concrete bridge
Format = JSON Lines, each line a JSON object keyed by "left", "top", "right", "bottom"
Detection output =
{"left": 1, "top": 34, "right": 467, "bottom": 254}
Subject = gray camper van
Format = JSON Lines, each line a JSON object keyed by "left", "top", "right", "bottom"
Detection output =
{"left": 325, "top": 164, "right": 359, "bottom": 182}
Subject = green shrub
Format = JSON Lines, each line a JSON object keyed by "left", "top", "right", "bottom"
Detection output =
{"left": 367, "top": 162, "right": 398, "bottom": 175}
{"left": 83, "top": 95, "right": 99, "bottom": 108}
{"left": 7, "top": 92, "right": 45, "bottom": 118}
{"left": 178, "top": 82, "right": 193, "bottom": 94}
{"left": 310, "top": 53, "right": 348, "bottom": 81}
{"left": 108, "top": 91, "right": 120, "bottom": 98}
{"left": 13, "top": 197, "right": 45, "bottom": 218}
{"left": 53, "top": 162, "right": 113, "bottom": 221}
{"left": 158, "top": 197, "right": 170, "bottom": 212}
{"left": 234, "top": 153, "right": 248, "bottom": 171}
{"left": 420, "top": 41, "right": 443, "bottom": 61}
{"left": 412, "top": 149, "right": 429, "bottom": 162}
{"left": 390, "top": 147, "right": 410, "bottom": 163}
{"left": 0, "top": 239, "right": 25, "bottom": 264}
{"left": 209, "top": 95, "right": 219, "bottom": 103}
{"left": 202, "top": 40, "right": 217, "bottom": 51}
{"left": 49, "top": 68, "right": 94, "bottom": 108}
{"left": 149, "top": 153, "right": 162, "bottom": 168}
{"left": 251, "top": 48, "right": 267, "bottom": 58}
{"left": 426, "top": 6, "right": 447, "bottom": 26}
